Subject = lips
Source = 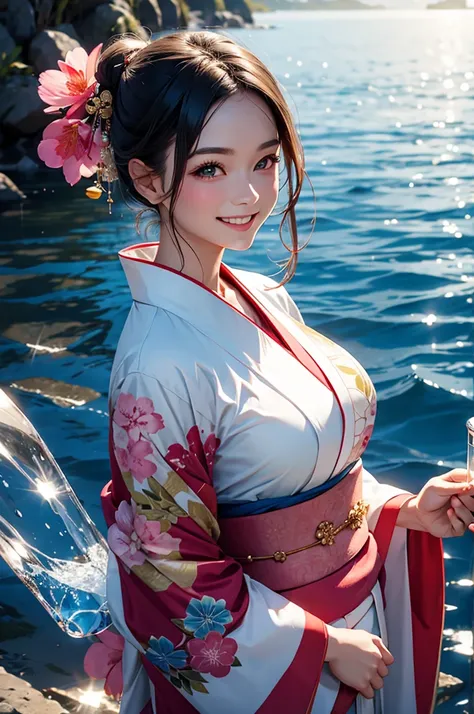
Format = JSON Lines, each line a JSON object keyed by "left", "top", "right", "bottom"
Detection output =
{"left": 216, "top": 213, "right": 259, "bottom": 231}
{"left": 217, "top": 213, "right": 257, "bottom": 225}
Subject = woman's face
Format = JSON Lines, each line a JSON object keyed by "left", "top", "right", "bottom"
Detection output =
{"left": 160, "top": 90, "right": 281, "bottom": 254}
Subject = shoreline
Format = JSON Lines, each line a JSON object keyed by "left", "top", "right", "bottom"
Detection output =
{"left": 0, "top": 666, "right": 119, "bottom": 714}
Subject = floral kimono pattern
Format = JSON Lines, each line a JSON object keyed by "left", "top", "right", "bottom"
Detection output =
{"left": 97, "top": 242, "right": 444, "bottom": 714}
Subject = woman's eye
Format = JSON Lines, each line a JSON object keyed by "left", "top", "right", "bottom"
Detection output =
{"left": 255, "top": 158, "right": 267, "bottom": 170}
{"left": 255, "top": 154, "right": 280, "bottom": 170}
{"left": 193, "top": 163, "right": 224, "bottom": 179}
{"left": 192, "top": 154, "right": 280, "bottom": 178}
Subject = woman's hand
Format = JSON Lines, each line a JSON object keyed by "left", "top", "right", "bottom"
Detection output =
{"left": 325, "top": 626, "right": 394, "bottom": 699}
{"left": 397, "top": 468, "right": 474, "bottom": 538}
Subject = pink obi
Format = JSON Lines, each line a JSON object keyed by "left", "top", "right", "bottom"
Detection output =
{"left": 218, "top": 463, "right": 369, "bottom": 592}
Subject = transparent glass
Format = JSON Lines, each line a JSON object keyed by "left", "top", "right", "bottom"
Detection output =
{"left": 0, "top": 388, "right": 110, "bottom": 638}
{"left": 468, "top": 417, "right": 474, "bottom": 481}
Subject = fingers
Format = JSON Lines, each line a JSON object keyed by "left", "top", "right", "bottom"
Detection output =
{"left": 359, "top": 684, "right": 375, "bottom": 699}
{"left": 447, "top": 506, "right": 465, "bottom": 536}
{"left": 451, "top": 496, "right": 474, "bottom": 528}
{"left": 370, "top": 674, "right": 384, "bottom": 691}
{"left": 457, "top": 492, "right": 474, "bottom": 511}
{"left": 443, "top": 468, "right": 470, "bottom": 483}
{"left": 373, "top": 638, "right": 394, "bottom": 665}
{"left": 377, "top": 661, "right": 389, "bottom": 678}
{"left": 433, "top": 479, "right": 474, "bottom": 497}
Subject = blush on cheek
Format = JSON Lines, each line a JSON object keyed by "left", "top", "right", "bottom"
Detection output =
{"left": 178, "top": 177, "right": 224, "bottom": 213}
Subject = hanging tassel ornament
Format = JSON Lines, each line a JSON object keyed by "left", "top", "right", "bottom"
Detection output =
{"left": 84, "top": 89, "right": 118, "bottom": 214}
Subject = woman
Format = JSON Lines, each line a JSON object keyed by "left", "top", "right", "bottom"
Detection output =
{"left": 37, "top": 31, "right": 474, "bottom": 714}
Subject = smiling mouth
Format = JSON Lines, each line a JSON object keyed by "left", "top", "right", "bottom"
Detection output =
{"left": 217, "top": 213, "right": 258, "bottom": 226}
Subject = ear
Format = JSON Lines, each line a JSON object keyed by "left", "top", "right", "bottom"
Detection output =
{"left": 128, "top": 158, "right": 165, "bottom": 205}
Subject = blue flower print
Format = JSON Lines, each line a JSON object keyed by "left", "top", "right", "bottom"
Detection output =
{"left": 183, "top": 595, "right": 233, "bottom": 639}
{"left": 145, "top": 636, "right": 188, "bottom": 674}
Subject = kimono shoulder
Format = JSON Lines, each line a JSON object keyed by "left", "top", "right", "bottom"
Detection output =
{"left": 229, "top": 267, "right": 304, "bottom": 324}
{"left": 110, "top": 304, "right": 218, "bottom": 424}
{"left": 111, "top": 265, "right": 303, "bottom": 418}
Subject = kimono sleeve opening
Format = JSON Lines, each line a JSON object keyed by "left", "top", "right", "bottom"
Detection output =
{"left": 105, "top": 370, "right": 328, "bottom": 714}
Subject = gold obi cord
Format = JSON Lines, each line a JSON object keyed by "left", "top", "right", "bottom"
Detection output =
{"left": 235, "top": 500, "right": 369, "bottom": 564}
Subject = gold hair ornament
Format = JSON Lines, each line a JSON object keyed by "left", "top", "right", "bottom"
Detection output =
{"left": 84, "top": 88, "right": 118, "bottom": 213}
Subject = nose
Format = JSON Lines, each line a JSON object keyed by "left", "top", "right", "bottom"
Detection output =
{"left": 230, "top": 173, "right": 259, "bottom": 207}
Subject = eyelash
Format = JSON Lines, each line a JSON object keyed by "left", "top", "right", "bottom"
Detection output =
{"left": 192, "top": 153, "right": 281, "bottom": 180}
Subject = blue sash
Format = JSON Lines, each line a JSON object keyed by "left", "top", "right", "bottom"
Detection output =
{"left": 218, "top": 461, "right": 359, "bottom": 518}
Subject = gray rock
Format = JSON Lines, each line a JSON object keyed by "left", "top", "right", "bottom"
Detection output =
{"left": 28, "top": 30, "right": 81, "bottom": 75}
{"left": 0, "top": 24, "right": 16, "bottom": 56}
{"left": 0, "top": 75, "right": 50, "bottom": 136}
{"left": 74, "top": 3, "right": 147, "bottom": 52}
{"left": 437, "top": 671, "right": 464, "bottom": 704}
{"left": 6, "top": 0, "right": 36, "bottom": 42}
{"left": 137, "top": 0, "right": 162, "bottom": 31}
{"left": 223, "top": 0, "right": 253, "bottom": 23}
{"left": 159, "top": 0, "right": 180, "bottom": 28}
{"left": 0, "top": 667, "right": 66, "bottom": 713}
{"left": 55, "top": 23, "right": 83, "bottom": 45}
{"left": 213, "top": 10, "right": 245, "bottom": 26}
{"left": 58, "top": 0, "right": 117, "bottom": 23}
{"left": 186, "top": 0, "right": 215, "bottom": 22}
{"left": 0, "top": 702, "right": 20, "bottom": 714}
{"left": 108, "top": 0, "right": 134, "bottom": 12}
{"left": 36, "top": 0, "right": 55, "bottom": 31}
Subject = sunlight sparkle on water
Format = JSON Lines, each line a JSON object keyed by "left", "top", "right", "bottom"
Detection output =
{"left": 422, "top": 314, "right": 437, "bottom": 326}
{"left": 79, "top": 689, "right": 105, "bottom": 708}
{"left": 451, "top": 631, "right": 473, "bottom": 657}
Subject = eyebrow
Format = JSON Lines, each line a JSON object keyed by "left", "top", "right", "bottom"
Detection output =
{"left": 190, "top": 138, "right": 280, "bottom": 158}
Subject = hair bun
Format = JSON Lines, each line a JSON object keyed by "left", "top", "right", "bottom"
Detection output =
{"left": 95, "top": 35, "right": 148, "bottom": 95}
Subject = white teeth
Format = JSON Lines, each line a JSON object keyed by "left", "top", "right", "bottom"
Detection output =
{"left": 220, "top": 215, "right": 253, "bottom": 225}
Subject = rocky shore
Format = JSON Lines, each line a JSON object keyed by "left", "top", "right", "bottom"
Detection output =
{"left": 0, "top": 666, "right": 120, "bottom": 714}
{"left": 0, "top": 0, "right": 254, "bottom": 209}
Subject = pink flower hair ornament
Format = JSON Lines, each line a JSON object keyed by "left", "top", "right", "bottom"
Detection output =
{"left": 37, "top": 43, "right": 119, "bottom": 212}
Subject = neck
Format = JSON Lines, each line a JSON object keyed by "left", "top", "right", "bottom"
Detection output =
{"left": 154, "top": 217, "right": 224, "bottom": 293}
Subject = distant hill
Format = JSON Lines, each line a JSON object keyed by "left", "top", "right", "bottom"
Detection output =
{"left": 427, "top": 0, "right": 468, "bottom": 7}
{"left": 263, "top": 0, "right": 385, "bottom": 9}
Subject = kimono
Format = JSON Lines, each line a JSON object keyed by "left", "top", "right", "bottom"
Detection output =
{"left": 100, "top": 242, "right": 444, "bottom": 714}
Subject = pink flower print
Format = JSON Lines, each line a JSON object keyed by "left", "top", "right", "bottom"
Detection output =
{"left": 38, "top": 44, "right": 102, "bottom": 118}
{"left": 360, "top": 424, "right": 374, "bottom": 450}
{"left": 108, "top": 500, "right": 181, "bottom": 569}
{"left": 134, "top": 512, "right": 181, "bottom": 558}
{"left": 166, "top": 426, "right": 221, "bottom": 482}
{"left": 83, "top": 629, "right": 124, "bottom": 700}
{"left": 114, "top": 393, "right": 165, "bottom": 442}
{"left": 115, "top": 439, "right": 157, "bottom": 484}
{"left": 37, "top": 118, "right": 102, "bottom": 186}
{"left": 113, "top": 421, "right": 129, "bottom": 450}
{"left": 203, "top": 432, "right": 220, "bottom": 471}
{"left": 108, "top": 500, "right": 145, "bottom": 568}
{"left": 187, "top": 632, "right": 238, "bottom": 679}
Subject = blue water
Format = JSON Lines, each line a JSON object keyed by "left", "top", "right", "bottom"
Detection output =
{"left": 0, "top": 9, "right": 473, "bottom": 709}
